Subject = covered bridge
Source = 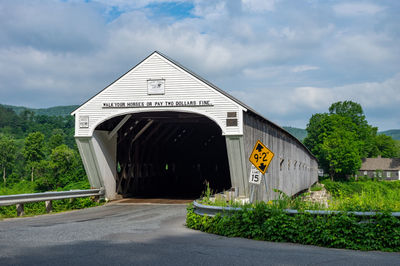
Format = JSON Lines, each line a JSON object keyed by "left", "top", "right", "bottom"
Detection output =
{"left": 72, "top": 51, "right": 318, "bottom": 201}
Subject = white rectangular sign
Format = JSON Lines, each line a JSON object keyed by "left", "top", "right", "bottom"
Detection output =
{"left": 79, "top": 116, "right": 89, "bottom": 128}
{"left": 249, "top": 165, "right": 262, "bottom": 185}
{"left": 147, "top": 79, "right": 165, "bottom": 95}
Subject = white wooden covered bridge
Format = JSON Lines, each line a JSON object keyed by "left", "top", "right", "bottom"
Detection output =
{"left": 72, "top": 51, "right": 318, "bottom": 201}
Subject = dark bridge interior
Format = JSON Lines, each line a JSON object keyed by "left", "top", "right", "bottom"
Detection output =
{"left": 96, "top": 112, "right": 231, "bottom": 198}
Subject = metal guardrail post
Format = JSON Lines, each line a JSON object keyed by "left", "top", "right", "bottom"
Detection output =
{"left": 45, "top": 200, "right": 52, "bottom": 213}
{"left": 16, "top": 204, "right": 24, "bottom": 216}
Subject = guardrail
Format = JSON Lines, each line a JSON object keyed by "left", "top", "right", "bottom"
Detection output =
{"left": 0, "top": 188, "right": 104, "bottom": 216}
{"left": 193, "top": 201, "right": 400, "bottom": 217}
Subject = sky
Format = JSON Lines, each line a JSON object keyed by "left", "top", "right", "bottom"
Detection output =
{"left": 0, "top": 0, "right": 399, "bottom": 131}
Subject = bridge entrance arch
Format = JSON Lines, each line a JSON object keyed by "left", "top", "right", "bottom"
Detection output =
{"left": 95, "top": 111, "right": 231, "bottom": 199}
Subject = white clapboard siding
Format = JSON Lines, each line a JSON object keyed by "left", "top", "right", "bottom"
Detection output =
{"left": 73, "top": 52, "right": 246, "bottom": 137}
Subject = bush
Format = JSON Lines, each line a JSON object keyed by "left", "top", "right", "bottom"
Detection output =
{"left": 186, "top": 203, "right": 400, "bottom": 252}
{"left": 0, "top": 180, "right": 103, "bottom": 219}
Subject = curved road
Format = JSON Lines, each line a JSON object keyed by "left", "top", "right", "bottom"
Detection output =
{"left": 0, "top": 203, "right": 399, "bottom": 265}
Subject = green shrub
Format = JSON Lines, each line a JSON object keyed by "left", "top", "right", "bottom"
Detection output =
{"left": 0, "top": 180, "right": 103, "bottom": 219}
{"left": 186, "top": 203, "right": 400, "bottom": 252}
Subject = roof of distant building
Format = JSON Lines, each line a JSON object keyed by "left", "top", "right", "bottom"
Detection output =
{"left": 360, "top": 157, "right": 400, "bottom": 171}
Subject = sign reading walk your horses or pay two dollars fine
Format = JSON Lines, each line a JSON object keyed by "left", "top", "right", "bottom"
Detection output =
{"left": 249, "top": 140, "right": 274, "bottom": 174}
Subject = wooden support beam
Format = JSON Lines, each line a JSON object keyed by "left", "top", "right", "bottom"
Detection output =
{"left": 141, "top": 122, "right": 162, "bottom": 144}
{"left": 117, "top": 120, "right": 139, "bottom": 145}
{"left": 130, "top": 120, "right": 154, "bottom": 145}
{"left": 108, "top": 115, "right": 132, "bottom": 140}
{"left": 152, "top": 124, "right": 175, "bottom": 145}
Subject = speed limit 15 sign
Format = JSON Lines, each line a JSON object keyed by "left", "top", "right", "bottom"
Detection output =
{"left": 249, "top": 165, "right": 262, "bottom": 185}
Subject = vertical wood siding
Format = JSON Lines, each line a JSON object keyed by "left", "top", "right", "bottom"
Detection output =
{"left": 243, "top": 112, "right": 318, "bottom": 201}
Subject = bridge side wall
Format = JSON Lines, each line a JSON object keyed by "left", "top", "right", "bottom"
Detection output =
{"left": 225, "top": 136, "right": 248, "bottom": 196}
{"left": 76, "top": 132, "right": 117, "bottom": 200}
{"left": 243, "top": 112, "right": 318, "bottom": 201}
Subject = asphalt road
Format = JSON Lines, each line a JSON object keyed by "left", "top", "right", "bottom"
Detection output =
{"left": 0, "top": 203, "right": 399, "bottom": 266}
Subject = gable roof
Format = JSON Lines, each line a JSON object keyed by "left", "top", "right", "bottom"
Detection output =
{"left": 72, "top": 51, "right": 252, "bottom": 115}
{"left": 71, "top": 51, "right": 315, "bottom": 159}
{"left": 360, "top": 158, "right": 400, "bottom": 171}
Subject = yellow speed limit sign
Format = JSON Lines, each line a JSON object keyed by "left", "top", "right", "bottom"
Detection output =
{"left": 249, "top": 140, "right": 274, "bottom": 174}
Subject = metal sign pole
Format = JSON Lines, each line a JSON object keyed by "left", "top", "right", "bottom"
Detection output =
{"left": 250, "top": 183, "right": 255, "bottom": 204}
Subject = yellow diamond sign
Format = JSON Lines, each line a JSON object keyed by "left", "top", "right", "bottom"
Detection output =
{"left": 249, "top": 140, "right": 274, "bottom": 174}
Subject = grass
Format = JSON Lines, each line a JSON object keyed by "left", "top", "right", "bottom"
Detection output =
{"left": 322, "top": 179, "right": 400, "bottom": 212}
{"left": 197, "top": 180, "right": 400, "bottom": 212}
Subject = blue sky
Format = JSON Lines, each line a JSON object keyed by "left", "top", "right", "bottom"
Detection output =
{"left": 0, "top": 0, "right": 399, "bottom": 130}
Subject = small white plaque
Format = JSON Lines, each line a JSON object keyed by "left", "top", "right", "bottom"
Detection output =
{"left": 147, "top": 79, "right": 165, "bottom": 95}
{"left": 249, "top": 165, "right": 262, "bottom": 185}
{"left": 79, "top": 116, "right": 89, "bottom": 128}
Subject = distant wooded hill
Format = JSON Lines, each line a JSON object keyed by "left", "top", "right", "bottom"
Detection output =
{"left": 283, "top": 127, "right": 400, "bottom": 141}
{"left": 1, "top": 104, "right": 79, "bottom": 117}
{"left": 1, "top": 104, "right": 399, "bottom": 141}
{"left": 379, "top": 130, "right": 400, "bottom": 141}
{"left": 282, "top": 127, "right": 308, "bottom": 142}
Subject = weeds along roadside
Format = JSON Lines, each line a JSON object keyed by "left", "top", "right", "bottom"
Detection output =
{"left": 187, "top": 179, "right": 400, "bottom": 252}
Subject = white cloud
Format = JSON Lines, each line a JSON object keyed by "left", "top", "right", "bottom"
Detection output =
{"left": 291, "top": 65, "right": 319, "bottom": 73}
{"left": 288, "top": 73, "right": 400, "bottom": 111}
{"left": 333, "top": 2, "right": 385, "bottom": 16}
{"left": 241, "top": 0, "right": 278, "bottom": 12}
{"left": 231, "top": 73, "right": 400, "bottom": 130}
{"left": 324, "top": 33, "right": 395, "bottom": 67}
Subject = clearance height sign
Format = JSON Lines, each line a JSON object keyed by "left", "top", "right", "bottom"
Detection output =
{"left": 249, "top": 140, "right": 274, "bottom": 175}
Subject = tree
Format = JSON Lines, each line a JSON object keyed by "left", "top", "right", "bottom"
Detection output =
{"left": 375, "top": 134, "right": 398, "bottom": 158}
{"left": 34, "top": 144, "right": 84, "bottom": 191}
{"left": 396, "top": 140, "right": 400, "bottom": 157}
{"left": 50, "top": 144, "right": 79, "bottom": 188}
{"left": 23, "top": 132, "right": 45, "bottom": 182}
{"left": 47, "top": 128, "right": 66, "bottom": 152}
{"left": 0, "top": 135, "right": 16, "bottom": 186}
{"left": 329, "top": 101, "right": 377, "bottom": 158}
{"left": 320, "top": 128, "right": 361, "bottom": 180}
{"left": 304, "top": 113, "right": 359, "bottom": 174}
{"left": 304, "top": 101, "right": 379, "bottom": 180}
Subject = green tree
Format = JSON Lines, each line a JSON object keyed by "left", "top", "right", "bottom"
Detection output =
{"left": 304, "top": 113, "right": 358, "bottom": 173}
{"left": 23, "top": 132, "right": 45, "bottom": 182}
{"left": 35, "top": 144, "right": 84, "bottom": 191}
{"left": 375, "top": 134, "right": 398, "bottom": 158}
{"left": 47, "top": 128, "right": 66, "bottom": 152}
{"left": 396, "top": 140, "right": 400, "bottom": 157}
{"left": 320, "top": 128, "right": 361, "bottom": 180}
{"left": 329, "top": 101, "right": 377, "bottom": 158}
{"left": 304, "top": 101, "right": 376, "bottom": 180}
{"left": 0, "top": 135, "right": 17, "bottom": 186}
{"left": 50, "top": 144, "right": 79, "bottom": 188}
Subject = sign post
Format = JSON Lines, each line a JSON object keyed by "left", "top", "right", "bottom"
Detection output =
{"left": 249, "top": 165, "right": 262, "bottom": 203}
{"left": 248, "top": 140, "right": 274, "bottom": 203}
